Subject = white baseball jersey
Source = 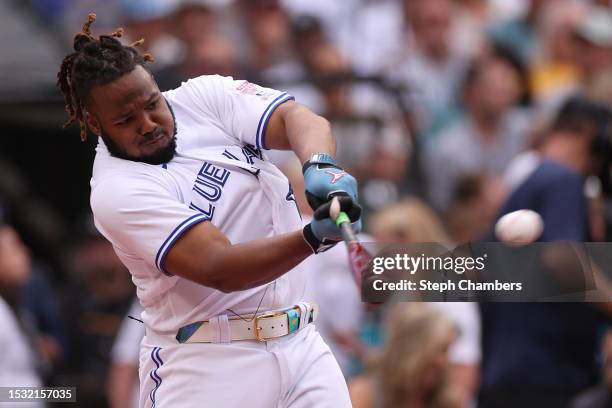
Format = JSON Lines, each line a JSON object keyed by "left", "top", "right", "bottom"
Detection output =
{"left": 90, "top": 75, "right": 305, "bottom": 334}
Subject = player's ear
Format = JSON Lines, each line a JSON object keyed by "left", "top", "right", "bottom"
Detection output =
{"left": 85, "top": 110, "right": 101, "bottom": 136}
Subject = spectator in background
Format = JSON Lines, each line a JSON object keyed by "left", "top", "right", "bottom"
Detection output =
{"left": 173, "top": 1, "right": 215, "bottom": 52}
{"left": 257, "top": 14, "right": 326, "bottom": 110}
{"left": 479, "top": 97, "right": 612, "bottom": 407}
{"left": 588, "top": 67, "right": 612, "bottom": 108}
{"left": 302, "top": 42, "right": 409, "bottom": 215}
{"left": 64, "top": 226, "right": 135, "bottom": 408}
{"left": 451, "top": 0, "right": 491, "bottom": 58}
{"left": 524, "top": 2, "right": 612, "bottom": 116}
{"left": 570, "top": 329, "right": 612, "bottom": 408}
{"left": 528, "top": 1, "right": 585, "bottom": 112}
{"left": 367, "top": 198, "right": 482, "bottom": 406}
{"left": 368, "top": 198, "right": 450, "bottom": 244}
{"left": 237, "top": 0, "right": 294, "bottom": 79}
{"left": 336, "top": 0, "right": 405, "bottom": 76}
{"left": 349, "top": 303, "right": 461, "bottom": 408}
{"left": 107, "top": 299, "right": 144, "bottom": 408}
{"left": 423, "top": 47, "right": 530, "bottom": 211}
{"left": 115, "top": 0, "right": 183, "bottom": 70}
{"left": 387, "top": 0, "right": 468, "bottom": 133}
{"left": 156, "top": 31, "right": 239, "bottom": 90}
{"left": 19, "top": 264, "right": 66, "bottom": 378}
{"left": 154, "top": 3, "right": 240, "bottom": 91}
{"left": 279, "top": 0, "right": 405, "bottom": 76}
{"left": 573, "top": 6, "right": 612, "bottom": 92}
{"left": 291, "top": 15, "right": 331, "bottom": 80}
{"left": 260, "top": 14, "right": 360, "bottom": 111}
{"left": 487, "top": 0, "right": 551, "bottom": 65}
{"left": 0, "top": 195, "right": 66, "bottom": 382}
{"left": 446, "top": 174, "right": 507, "bottom": 243}
{"left": 280, "top": 0, "right": 360, "bottom": 57}
{"left": 265, "top": 14, "right": 410, "bottom": 216}
{"left": 0, "top": 158, "right": 71, "bottom": 282}
{"left": 0, "top": 159, "right": 68, "bottom": 374}
{"left": 0, "top": 220, "right": 44, "bottom": 408}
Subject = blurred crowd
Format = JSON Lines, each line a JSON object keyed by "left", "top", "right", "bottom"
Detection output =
{"left": 2, "top": 0, "right": 612, "bottom": 407}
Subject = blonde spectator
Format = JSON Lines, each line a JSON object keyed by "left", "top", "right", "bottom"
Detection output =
{"left": 367, "top": 198, "right": 482, "bottom": 404}
{"left": 368, "top": 198, "right": 450, "bottom": 243}
{"left": 349, "top": 303, "right": 460, "bottom": 408}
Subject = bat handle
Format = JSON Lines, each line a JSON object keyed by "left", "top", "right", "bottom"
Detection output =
{"left": 336, "top": 211, "right": 358, "bottom": 243}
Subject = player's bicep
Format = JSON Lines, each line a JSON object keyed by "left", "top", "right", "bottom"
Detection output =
{"left": 163, "top": 220, "right": 232, "bottom": 288}
{"left": 263, "top": 99, "right": 293, "bottom": 150}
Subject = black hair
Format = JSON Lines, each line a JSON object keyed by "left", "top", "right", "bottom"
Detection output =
{"left": 550, "top": 96, "right": 610, "bottom": 137}
{"left": 490, "top": 43, "right": 532, "bottom": 106}
{"left": 461, "top": 42, "right": 531, "bottom": 106}
{"left": 551, "top": 96, "right": 612, "bottom": 193}
{"left": 56, "top": 13, "right": 154, "bottom": 141}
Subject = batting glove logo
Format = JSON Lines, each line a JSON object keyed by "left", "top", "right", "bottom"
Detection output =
{"left": 324, "top": 170, "right": 347, "bottom": 184}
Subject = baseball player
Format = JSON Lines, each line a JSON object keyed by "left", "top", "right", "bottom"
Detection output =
{"left": 57, "top": 15, "right": 362, "bottom": 408}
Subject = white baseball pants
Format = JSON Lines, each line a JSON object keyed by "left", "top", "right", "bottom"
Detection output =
{"left": 138, "top": 325, "right": 352, "bottom": 407}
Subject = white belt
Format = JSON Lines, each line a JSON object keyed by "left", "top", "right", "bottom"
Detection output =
{"left": 173, "top": 302, "right": 318, "bottom": 343}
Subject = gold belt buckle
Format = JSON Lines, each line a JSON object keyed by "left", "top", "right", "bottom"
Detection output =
{"left": 254, "top": 311, "right": 287, "bottom": 342}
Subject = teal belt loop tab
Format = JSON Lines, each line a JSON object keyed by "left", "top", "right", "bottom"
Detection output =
{"left": 176, "top": 321, "right": 203, "bottom": 343}
{"left": 286, "top": 308, "right": 300, "bottom": 333}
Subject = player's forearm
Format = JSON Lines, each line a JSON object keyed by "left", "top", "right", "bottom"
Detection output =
{"left": 208, "top": 230, "right": 312, "bottom": 292}
{"left": 284, "top": 104, "right": 336, "bottom": 163}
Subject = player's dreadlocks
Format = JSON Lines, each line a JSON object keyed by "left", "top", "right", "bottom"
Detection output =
{"left": 57, "top": 13, "right": 155, "bottom": 141}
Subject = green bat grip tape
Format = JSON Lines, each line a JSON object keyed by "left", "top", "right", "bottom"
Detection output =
{"left": 335, "top": 212, "right": 350, "bottom": 227}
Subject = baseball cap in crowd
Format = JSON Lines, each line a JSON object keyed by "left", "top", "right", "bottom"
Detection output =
{"left": 575, "top": 6, "right": 612, "bottom": 48}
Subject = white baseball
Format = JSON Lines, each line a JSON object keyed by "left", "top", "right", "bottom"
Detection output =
{"left": 495, "top": 209, "right": 544, "bottom": 245}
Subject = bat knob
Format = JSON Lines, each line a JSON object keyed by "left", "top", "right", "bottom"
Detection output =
{"left": 329, "top": 197, "right": 341, "bottom": 221}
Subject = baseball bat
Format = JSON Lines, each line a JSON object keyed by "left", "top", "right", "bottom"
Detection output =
{"left": 330, "top": 198, "right": 373, "bottom": 287}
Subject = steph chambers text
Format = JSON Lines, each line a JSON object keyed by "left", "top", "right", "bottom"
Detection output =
{"left": 372, "top": 279, "right": 523, "bottom": 292}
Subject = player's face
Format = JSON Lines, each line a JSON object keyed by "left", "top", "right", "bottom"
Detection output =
{"left": 86, "top": 65, "right": 176, "bottom": 165}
